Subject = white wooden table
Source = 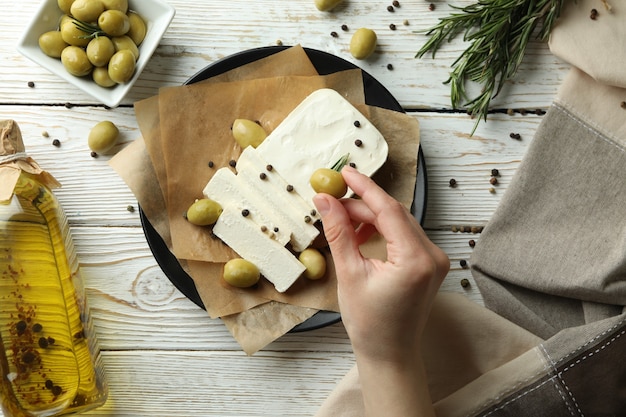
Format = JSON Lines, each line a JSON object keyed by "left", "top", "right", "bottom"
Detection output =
{"left": 1, "top": 1, "right": 570, "bottom": 415}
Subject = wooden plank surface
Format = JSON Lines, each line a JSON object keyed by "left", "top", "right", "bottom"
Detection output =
{"left": 1, "top": 0, "right": 569, "bottom": 415}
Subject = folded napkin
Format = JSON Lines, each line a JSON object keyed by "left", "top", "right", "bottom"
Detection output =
{"left": 316, "top": 1, "right": 626, "bottom": 415}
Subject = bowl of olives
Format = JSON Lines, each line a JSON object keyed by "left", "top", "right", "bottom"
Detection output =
{"left": 16, "top": 0, "right": 175, "bottom": 107}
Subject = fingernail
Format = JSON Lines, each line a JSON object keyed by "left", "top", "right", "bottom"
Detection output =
{"left": 313, "top": 194, "right": 330, "bottom": 216}
{"left": 342, "top": 164, "right": 357, "bottom": 174}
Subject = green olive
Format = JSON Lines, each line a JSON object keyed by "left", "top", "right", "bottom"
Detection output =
{"left": 111, "top": 35, "right": 139, "bottom": 60}
{"left": 127, "top": 11, "right": 147, "bottom": 46}
{"left": 60, "top": 18, "right": 91, "bottom": 47}
{"left": 92, "top": 66, "right": 116, "bottom": 87}
{"left": 350, "top": 28, "right": 377, "bottom": 60}
{"left": 310, "top": 168, "right": 347, "bottom": 198}
{"left": 232, "top": 119, "right": 267, "bottom": 149}
{"left": 298, "top": 248, "right": 327, "bottom": 280}
{"left": 88, "top": 120, "right": 119, "bottom": 153}
{"left": 107, "top": 49, "right": 135, "bottom": 83}
{"left": 223, "top": 258, "right": 260, "bottom": 288}
{"left": 86, "top": 36, "right": 115, "bottom": 67}
{"left": 38, "top": 31, "right": 68, "bottom": 58}
{"left": 186, "top": 198, "right": 223, "bottom": 226}
{"left": 98, "top": 9, "right": 130, "bottom": 37}
{"left": 314, "top": 0, "right": 343, "bottom": 11}
{"left": 70, "top": 0, "right": 104, "bottom": 22}
{"left": 61, "top": 46, "right": 93, "bottom": 76}
{"left": 100, "top": 0, "right": 128, "bottom": 13}
{"left": 57, "top": 0, "right": 76, "bottom": 14}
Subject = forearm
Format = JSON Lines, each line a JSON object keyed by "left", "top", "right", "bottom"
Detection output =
{"left": 355, "top": 349, "right": 435, "bottom": 417}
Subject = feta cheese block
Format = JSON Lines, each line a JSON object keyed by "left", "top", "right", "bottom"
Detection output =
{"left": 203, "top": 167, "right": 291, "bottom": 247}
{"left": 236, "top": 146, "right": 320, "bottom": 252}
{"left": 213, "top": 206, "right": 306, "bottom": 293}
{"left": 203, "top": 88, "right": 388, "bottom": 292}
{"left": 255, "top": 88, "right": 388, "bottom": 209}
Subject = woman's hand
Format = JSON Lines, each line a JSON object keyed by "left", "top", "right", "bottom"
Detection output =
{"left": 313, "top": 166, "right": 449, "bottom": 416}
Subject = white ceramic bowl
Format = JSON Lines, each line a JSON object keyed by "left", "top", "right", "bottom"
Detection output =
{"left": 16, "top": 0, "right": 175, "bottom": 107}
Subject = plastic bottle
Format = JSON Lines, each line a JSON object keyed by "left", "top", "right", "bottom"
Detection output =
{"left": 0, "top": 120, "right": 107, "bottom": 416}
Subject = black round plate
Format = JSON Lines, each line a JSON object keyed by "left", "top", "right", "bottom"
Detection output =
{"left": 139, "top": 46, "right": 427, "bottom": 332}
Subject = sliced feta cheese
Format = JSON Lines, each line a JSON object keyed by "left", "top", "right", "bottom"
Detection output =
{"left": 213, "top": 206, "right": 306, "bottom": 293}
{"left": 236, "top": 147, "right": 319, "bottom": 252}
{"left": 256, "top": 88, "right": 388, "bottom": 208}
{"left": 203, "top": 168, "right": 291, "bottom": 246}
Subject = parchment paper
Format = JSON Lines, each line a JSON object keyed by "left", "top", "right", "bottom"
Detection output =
{"left": 110, "top": 46, "right": 421, "bottom": 354}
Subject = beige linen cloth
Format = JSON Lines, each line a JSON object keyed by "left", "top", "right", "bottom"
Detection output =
{"left": 316, "top": 1, "right": 626, "bottom": 416}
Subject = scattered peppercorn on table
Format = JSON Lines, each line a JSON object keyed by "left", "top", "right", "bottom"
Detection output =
{"left": 1, "top": 1, "right": 569, "bottom": 415}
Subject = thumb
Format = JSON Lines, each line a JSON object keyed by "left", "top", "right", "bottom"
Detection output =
{"left": 313, "top": 194, "right": 362, "bottom": 268}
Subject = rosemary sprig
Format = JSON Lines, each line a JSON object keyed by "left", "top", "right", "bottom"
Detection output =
{"left": 72, "top": 18, "right": 105, "bottom": 39}
{"left": 416, "top": 0, "right": 565, "bottom": 134}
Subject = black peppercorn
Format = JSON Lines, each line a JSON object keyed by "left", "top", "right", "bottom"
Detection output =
{"left": 310, "top": 209, "right": 317, "bottom": 216}
{"left": 491, "top": 168, "right": 500, "bottom": 177}
{"left": 260, "top": 225, "right": 267, "bottom": 232}
{"left": 489, "top": 177, "right": 498, "bottom": 185}
{"left": 266, "top": 164, "right": 273, "bottom": 171}
{"left": 27, "top": 81, "right": 35, "bottom": 88}
{"left": 349, "top": 162, "right": 357, "bottom": 168}
{"left": 460, "top": 259, "right": 468, "bottom": 268}
{"left": 286, "top": 184, "right": 294, "bottom": 192}
{"left": 32, "top": 323, "right": 43, "bottom": 332}
{"left": 387, "top": 63, "right": 394, "bottom": 70}
{"left": 126, "top": 205, "right": 135, "bottom": 213}
{"left": 259, "top": 172, "right": 267, "bottom": 180}
{"left": 47, "top": 336, "right": 55, "bottom": 345}
{"left": 389, "top": 23, "right": 396, "bottom": 30}
{"left": 428, "top": 3, "right": 435, "bottom": 11}
{"left": 90, "top": 151, "right": 98, "bottom": 158}
{"left": 241, "top": 209, "right": 250, "bottom": 217}
{"left": 341, "top": 24, "right": 349, "bottom": 31}
{"left": 274, "top": 227, "right": 279, "bottom": 233}
{"left": 304, "top": 215, "right": 312, "bottom": 223}
{"left": 52, "top": 139, "right": 61, "bottom": 147}
{"left": 64, "top": 102, "right": 73, "bottom": 109}
{"left": 45, "top": 379, "right": 54, "bottom": 390}
{"left": 392, "top": 0, "right": 400, "bottom": 6}
{"left": 449, "top": 178, "right": 457, "bottom": 187}
{"left": 460, "top": 278, "right": 470, "bottom": 288}
{"left": 52, "top": 386, "right": 63, "bottom": 396}
{"left": 387, "top": 5, "right": 394, "bottom": 12}
{"left": 16, "top": 320, "right": 27, "bottom": 334}
{"left": 469, "top": 239, "right": 476, "bottom": 248}
{"left": 353, "top": 120, "right": 361, "bottom": 127}
{"left": 330, "top": 31, "right": 338, "bottom": 38}
{"left": 208, "top": 161, "right": 214, "bottom": 168}
{"left": 354, "top": 139, "right": 363, "bottom": 147}
{"left": 38, "top": 337, "right": 49, "bottom": 349}
{"left": 509, "top": 132, "right": 521, "bottom": 140}
{"left": 590, "top": 8, "right": 598, "bottom": 19}
{"left": 229, "top": 159, "right": 236, "bottom": 167}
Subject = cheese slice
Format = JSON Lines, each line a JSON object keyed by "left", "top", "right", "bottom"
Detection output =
{"left": 212, "top": 206, "right": 306, "bottom": 293}
{"left": 203, "top": 167, "right": 291, "bottom": 246}
{"left": 256, "top": 88, "right": 388, "bottom": 208}
{"left": 236, "top": 146, "right": 319, "bottom": 252}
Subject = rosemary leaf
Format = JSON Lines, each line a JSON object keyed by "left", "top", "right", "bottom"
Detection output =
{"left": 416, "top": 0, "right": 565, "bottom": 134}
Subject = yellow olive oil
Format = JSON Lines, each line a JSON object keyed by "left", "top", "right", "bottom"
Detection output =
{"left": 0, "top": 173, "right": 107, "bottom": 417}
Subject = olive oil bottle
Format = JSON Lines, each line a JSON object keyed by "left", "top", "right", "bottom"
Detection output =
{"left": 0, "top": 120, "right": 107, "bottom": 416}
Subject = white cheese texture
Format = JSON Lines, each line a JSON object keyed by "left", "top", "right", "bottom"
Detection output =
{"left": 204, "top": 88, "right": 388, "bottom": 292}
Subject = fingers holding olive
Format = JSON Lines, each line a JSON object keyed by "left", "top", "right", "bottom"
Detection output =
{"left": 310, "top": 168, "right": 348, "bottom": 198}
